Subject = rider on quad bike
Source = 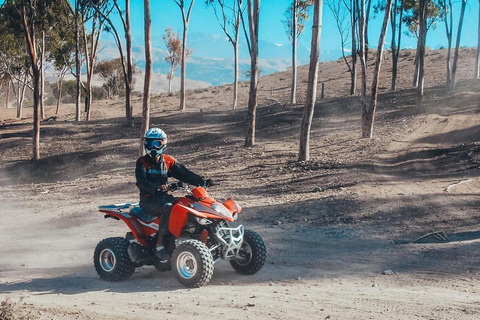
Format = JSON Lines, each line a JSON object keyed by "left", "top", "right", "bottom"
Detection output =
{"left": 136, "top": 128, "right": 211, "bottom": 261}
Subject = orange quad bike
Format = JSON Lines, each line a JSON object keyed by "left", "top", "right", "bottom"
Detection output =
{"left": 93, "top": 182, "right": 266, "bottom": 288}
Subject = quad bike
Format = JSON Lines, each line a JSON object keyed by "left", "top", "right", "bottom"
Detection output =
{"left": 93, "top": 182, "right": 266, "bottom": 288}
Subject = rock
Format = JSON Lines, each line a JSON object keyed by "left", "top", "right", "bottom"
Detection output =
{"left": 382, "top": 270, "right": 396, "bottom": 275}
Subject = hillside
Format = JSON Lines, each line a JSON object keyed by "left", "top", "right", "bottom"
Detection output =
{"left": 0, "top": 48, "right": 480, "bottom": 319}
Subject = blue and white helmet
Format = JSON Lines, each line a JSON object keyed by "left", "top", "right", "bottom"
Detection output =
{"left": 144, "top": 128, "right": 167, "bottom": 158}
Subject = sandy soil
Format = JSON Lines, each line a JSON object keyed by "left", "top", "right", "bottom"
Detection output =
{"left": 0, "top": 49, "right": 480, "bottom": 319}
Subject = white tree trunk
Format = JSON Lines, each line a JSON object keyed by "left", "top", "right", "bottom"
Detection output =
{"left": 476, "top": 0, "right": 480, "bottom": 79}
{"left": 450, "top": 0, "right": 467, "bottom": 90}
{"left": 362, "top": 0, "right": 392, "bottom": 138}
{"left": 141, "top": 0, "right": 152, "bottom": 156}
{"left": 291, "top": 0, "right": 298, "bottom": 105}
{"left": 298, "top": 0, "right": 323, "bottom": 161}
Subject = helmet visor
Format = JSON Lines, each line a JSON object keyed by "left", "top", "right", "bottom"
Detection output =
{"left": 145, "top": 139, "right": 165, "bottom": 149}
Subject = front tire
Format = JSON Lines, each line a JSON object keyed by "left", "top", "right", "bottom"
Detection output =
{"left": 94, "top": 237, "right": 135, "bottom": 281}
{"left": 230, "top": 229, "right": 266, "bottom": 275}
{"left": 172, "top": 240, "right": 214, "bottom": 288}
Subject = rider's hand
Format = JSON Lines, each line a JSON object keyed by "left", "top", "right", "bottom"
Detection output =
{"left": 156, "top": 184, "right": 169, "bottom": 194}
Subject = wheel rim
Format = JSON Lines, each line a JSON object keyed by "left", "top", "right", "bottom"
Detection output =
{"left": 235, "top": 242, "right": 253, "bottom": 266}
{"left": 99, "top": 248, "right": 116, "bottom": 272}
{"left": 176, "top": 251, "right": 198, "bottom": 279}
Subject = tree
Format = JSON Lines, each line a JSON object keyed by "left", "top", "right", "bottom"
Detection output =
{"left": 362, "top": 0, "right": 392, "bottom": 138}
{"left": 326, "top": 0, "right": 356, "bottom": 95}
{"left": 173, "top": 0, "right": 196, "bottom": 111}
{"left": 439, "top": 0, "right": 454, "bottom": 87}
{"left": 403, "top": 0, "right": 440, "bottom": 87}
{"left": 449, "top": 0, "right": 467, "bottom": 90}
{"left": 207, "top": 0, "right": 246, "bottom": 110}
{"left": 244, "top": 0, "right": 260, "bottom": 147}
{"left": 80, "top": 0, "right": 113, "bottom": 121}
{"left": 283, "top": 0, "right": 311, "bottom": 104}
{"left": 140, "top": 0, "right": 152, "bottom": 156}
{"left": 298, "top": 0, "right": 322, "bottom": 161}
{"left": 358, "top": 0, "right": 368, "bottom": 118}
{"left": 90, "top": 0, "right": 136, "bottom": 126}
{"left": 48, "top": 9, "right": 76, "bottom": 115}
{"left": 416, "top": 0, "right": 429, "bottom": 112}
{"left": 390, "top": 0, "right": 403, "bottom": 91}
{"left": 162, "top": 27, "right": 188, "bottom": 93}
{"left": 476, "top": 0, "right": 480, "bottom": 79}
{"left": 95, "top": 58, "right": 129, "bottom": 98}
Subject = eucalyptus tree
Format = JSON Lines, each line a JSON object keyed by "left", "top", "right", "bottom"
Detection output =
{"left": 173, "top": 0, "right": 196, "bottom": 111}
{"left": 283, "top": 0, "right": 311, "bottom": 104}
{"left": 362, "top": 0, "right": 393, "bottom": 138}
{"left": 298, "top": 0, "right": 322, "bottom": 161}
{"left": 207, "top": 0, "right": 246, "bottom": 110}
{"left": 449, "top": 0, "right": 467, "bottom": 90}
{"left": 244, "top": 0, "right": 260, "bottom": 147}
{"left": 140, "top": 0, "right": 152, "bottom": 156}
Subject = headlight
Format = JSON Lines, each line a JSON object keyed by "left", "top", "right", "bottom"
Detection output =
{"left": 195, "top": 217, "right": 212, "bottom": 225}
{"left": 211, "top": 203, "right": 232, "bottom": 218}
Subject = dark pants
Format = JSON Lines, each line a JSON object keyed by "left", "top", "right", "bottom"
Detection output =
{"left": 140, "top": 194, "right": 175, "bottom": 236}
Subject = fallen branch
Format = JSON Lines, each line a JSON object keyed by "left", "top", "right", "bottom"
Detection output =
{"left": 444, "top": 179, "right": 472, "bottom": 193}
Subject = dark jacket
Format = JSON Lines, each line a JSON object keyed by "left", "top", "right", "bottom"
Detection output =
{"left": 135, "top": 154, "right": 204, "bottom": 200}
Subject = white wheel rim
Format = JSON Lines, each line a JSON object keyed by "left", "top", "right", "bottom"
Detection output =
{"left": 235, "top": 242, "right": 253, "bottom": 266}
{"left": 176, "top": 251, "right": 198, "bottom": 279}
{"left": 99, "top": 249, "right": 116, "bottom": 272}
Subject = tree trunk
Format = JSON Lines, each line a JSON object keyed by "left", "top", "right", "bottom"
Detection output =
{"left": 364, "top": 0, "right": 372, "bottom": 62}
{"left": 291, "top": 0, "right": 298, "bottom": 105}
{"left": 476, "top": 0, "right": 480, "bottom": 80}
{"left": 390, "top": 0, "right": 398, "bottom": 91}
{"left": 180, "top": 21, "right": 188, "bottom": 110}
{"left": 298, "top": 0, "right": 323, "bottom": 161}
{"left": 40, "top": 30, "right": 45, "bottom": 120}
{"left": 141, "top": 0, "right": 152, "bottom": 156}
{"left": 416, "top": 0, "right": 428, "bottom": 112}
{"left": 75, "top": 0, "right": 81, "bottom": 122}
{"left": 56, "top": 78, "right": 63, "bottom": 115}
{"left": 413, "top": 48, "right": 419, "bottom": 87}
{"left": 362, "top": 0, "right": 392, "bottom": 138}
{"left": 233, "top": 39, "right": 239, "bottom": 110}
{"left": 350, "top": 0, "right": 357, "bottom": 96}
{"left": 125, "top": 0, "right": 134, "bottom": 127}
{"left": 359, "top": 0, "right": 368, "bottom": 118}
{"left": 6, "top": 80, "right": 11, "bottom": 109}
{"left": 450, "top": 0, "right": 467, "bottom": 90}
{"left": 444, "top": 0, "right": 453, "bottom": 87}
{"left": 244, "top": 0, "right": 260, "bottom": 147}
{"left": 168, "top": 65, "right": 174, "bottom": 93}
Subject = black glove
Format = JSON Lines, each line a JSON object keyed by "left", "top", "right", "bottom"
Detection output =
{"left": 204, "top": 179, "right": 214, "bottom": 188}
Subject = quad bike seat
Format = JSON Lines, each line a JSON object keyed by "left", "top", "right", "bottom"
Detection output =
{"left": 130, "top": 206, "right": 156, "bottom": 223}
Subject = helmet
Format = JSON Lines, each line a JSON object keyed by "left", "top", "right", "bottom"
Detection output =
{"left": 144, "top": 128, "right": 167, "bottom": 158}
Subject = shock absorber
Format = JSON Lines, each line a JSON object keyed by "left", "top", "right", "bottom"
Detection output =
{"left": 201, "top": 229, "right": 209, "bottom": 244}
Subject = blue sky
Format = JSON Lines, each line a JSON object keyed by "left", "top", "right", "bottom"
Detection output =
{"left": 122, "top": 0, "right": 479, "bottom": 58}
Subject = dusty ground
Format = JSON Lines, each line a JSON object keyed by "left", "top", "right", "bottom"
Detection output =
{"left": 1, "top": 49, "right": 480, "bottom": 319}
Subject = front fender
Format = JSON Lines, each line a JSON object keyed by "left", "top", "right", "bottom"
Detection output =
{"left": 169, "top": 204, "right": 207, "bottom": 238}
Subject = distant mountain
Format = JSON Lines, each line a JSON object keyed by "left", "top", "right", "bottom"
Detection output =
{"left": 96, "top": 32, "right": 344, "bottom": 91}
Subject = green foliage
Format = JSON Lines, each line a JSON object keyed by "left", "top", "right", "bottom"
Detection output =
{"left": 282, "top": 0, "right": 313, "bottom": 41}
{"left": 402, "top": 0, "right": 441, "bottom": 35}
{"left": 95, "top": 58, "right": 135, "bottom": 97}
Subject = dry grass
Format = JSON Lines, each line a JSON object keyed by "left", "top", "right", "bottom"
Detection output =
{"left": 0, "top": 297, "right": 32, "bottom": 320}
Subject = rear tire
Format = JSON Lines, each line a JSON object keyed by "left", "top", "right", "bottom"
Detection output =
{"left": 94, "top": 237, "right": 135, "bottom": 281}
{"left": 172, "top": 240, "right": 214, "bottom": 288}
{"left": 230, "top": 229, "right": 266, "bottom": 275}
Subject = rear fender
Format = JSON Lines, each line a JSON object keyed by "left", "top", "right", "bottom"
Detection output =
{"left": 169, "top": 204, "right": 207, "bottom": 238}
{"left": 100, "top": 210, "right": 148, "bottom": 246}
